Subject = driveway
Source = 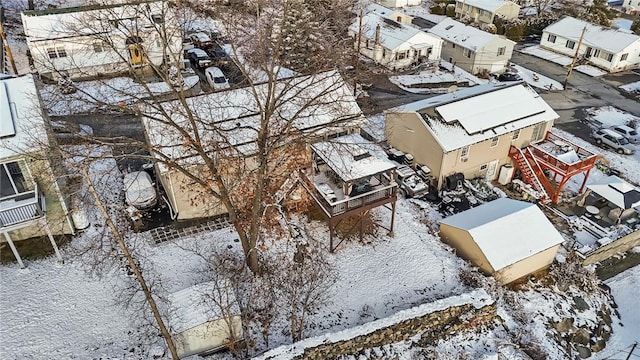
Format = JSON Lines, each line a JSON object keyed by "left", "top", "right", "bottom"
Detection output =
{"left": 511, "top": 48, "right": 640, "bottom": 126}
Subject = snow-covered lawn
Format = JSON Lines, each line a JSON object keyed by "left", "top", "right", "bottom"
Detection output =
{"left": 594, "top": 263, "right": 640, "bottom": 359}
{"left": 389, "top": 64, "right": 485, "bottom": 94}
{"left": 511, "top": 64, "right": 563, "bottom": 91}
{"left": 620, "top": 81, "right": 640, "bottom": 95}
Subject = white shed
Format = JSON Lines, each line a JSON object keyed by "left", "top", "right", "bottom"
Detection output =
{"left": 168, "top": 282, "right": 244, "bottom": 358}
{"left": 439, "top": 198, "right": 564, "bottom": 284}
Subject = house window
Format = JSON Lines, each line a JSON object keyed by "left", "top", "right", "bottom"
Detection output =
{"left": 396, "top": 51, "right": 407, "bottom": 60}
{"left": 463, "top": 48, "right": 471, "bottom": 58}
{"left": 621, "top": 53, "right": 628, "bottom": 61}
{"left": 452, "top": 43, "right": 456, "bottom": 49}
{"left": 480, "top": 164, "right": 488, "bottom": 171}
{"left": 606, "top": 53, "right": 613, "bottom": 62}
{"left": 460, "top": 145, "right": 470, "bottom": 158}
{"left": 47, "top": 47, "right": 67, "bottom": 59}
{"left": 532, "top": 123, "right": 545, "bottom": 142}
{"left": 497, "top": 46, "right": 506, "bottom": 56}
{"left": 490, "top": 136, "right": 499, "bottom": 147}
{"left": 0, "top": 161, "right": 28, "bottom": 197}
{"left": 93, "top": 42, "right": 107, "bottom": 53}
{"left": 382, "top": 49, "right": 386, "bottom": 58}
{"left": 511, "top": 129, "right": 521, "bottom": 141}
{"left": 594, "top": 49, "right": 601, "bottom": 58}
{"left": 151, "top": 14, "right": 164, "bottom": 23}
{"left": 547, "top": 34, "right": 556, "bottom": 43}
{"left": 566, "top": 40, "right": 575, "bottom": 49}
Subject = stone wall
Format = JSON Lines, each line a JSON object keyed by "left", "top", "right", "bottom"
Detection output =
{"left": 254, "top": 290, "right": 496, "bottom": 360}
{"left": 582, "top": 229, "right": 640, "bottom": 266}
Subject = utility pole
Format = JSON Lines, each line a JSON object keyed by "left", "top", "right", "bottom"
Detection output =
{"left": 563, "top": 25, "right": 587, "bottom": 89}
{"left": 353, "top": 8, "right": 363, "bottom": 97}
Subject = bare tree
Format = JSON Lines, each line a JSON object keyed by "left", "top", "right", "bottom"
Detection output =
{"left": 27, "top": 0, "right": 359, "bottom": 275}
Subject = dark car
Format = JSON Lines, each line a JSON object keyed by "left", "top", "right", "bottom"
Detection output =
{"left": 206, "top": 47, "right": 231, "bottom": 66}
{"left": 497, "top": 72, "right": 522, "bottom": 82}
{"left": 186, "top": 48, "right": 214, "bottom": 68}
{"left": 189, "top": 32, "right": 214, "bottom": 49}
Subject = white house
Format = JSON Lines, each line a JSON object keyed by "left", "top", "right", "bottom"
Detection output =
{"left": 541, "top": 16, "right": 640, "bottom": 72}
{"left": 21, "top": 0, "right": 183, "bottom": 81}
{"left": 454, "top": 0, "right": 520, "bottom": 26}
{"left": 429, "top": 18, "right": 516, "bottom": 75}
{"left": 349, "top": 13, "right": 443, "bottom": 70}
{"left": 1, "top": 74, "right": 75, "bottom": 267}
{"left": 375, "top": 0, "right": 421, "bottom": 9}
{"left": 622, "top": 0, "right": 640, "bottom": 14}
{"left": 439, "top": 198, "right": 565, "bottom": 284}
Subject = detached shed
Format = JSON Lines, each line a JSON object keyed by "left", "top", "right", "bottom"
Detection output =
{"left": 167, "top": 282, "right": 244, "bottom": 358}
{"left": 439, "top": 198, "right": 564, "bottom": 284}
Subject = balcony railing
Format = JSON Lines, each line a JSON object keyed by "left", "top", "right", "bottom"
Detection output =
{"left": 530, "top": 132, "right": 598, "bottom": 175}
{"left": 0, "top": 184, "right": 44, "bottom": 229}
{"left": 300, "top": 174, "right": 397, "bottom": 217}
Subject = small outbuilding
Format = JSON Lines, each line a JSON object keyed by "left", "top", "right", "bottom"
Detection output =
{"left": 439, "top": 198, "right": 564, "bottom": 284}
{"left": 168, "top": 282, "right": 244, "bottom": 358}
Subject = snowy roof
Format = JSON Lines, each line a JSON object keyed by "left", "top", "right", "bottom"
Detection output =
{"left": 167, "top": 281, "right": 240, "bottom": 334}
{"left": 253, "top": 289, "right": 493, "bottom": 360}
{"left": 22, "top": 0, "right": 167, "bottom": 41}
{"left": 543, "top": 16, "right": 640, "bottom": 54}
{"left": 142, "top": 71, "right": 366, "bottom": 170}
{"left": 392, "top": 82, "right": 558, "bottom": 152}
{"left": 439, "top": 198, "right": 564, "bottom": 271}
{"left": 349, "top": 13, "right": 441, "bottom": 51}
{"left": 587, "top": 175, "right": 640, "bottom": 210}
{"left": 0, "top": 74, "right": 48, "bottom": 158}
{"left": 310, "top": 134, "right": 396, "bottom": 182}
{"left": 429, "top": 18, "right": 514, "bottom": 51}
{"left": 455, "top": 0, "right": 516, "bottom": 12}
{"left": 363, "top": 3, "right": 399, "bottom": 17}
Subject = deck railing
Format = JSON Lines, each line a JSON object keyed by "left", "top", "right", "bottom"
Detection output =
{"left": 0, "top": 184, "right": 43, "bottom": 228}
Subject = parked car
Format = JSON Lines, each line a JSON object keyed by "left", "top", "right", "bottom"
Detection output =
{"left": 189, "top": 32, "right": 214, "bottom": 49}
{"left": 609, "top": 125, "right": 639, "bottom": 144}
{"left": 123, "top": 171, "right": 158, "bottom": 210}
{"left": 395, "top": 165, "right": 429, "bottom": 198}
{"left": 186, "top": 48, "right": 213, "bottom": 68}
{"left": 206, "top": 47, "right": 231, "bottom": 66}
{"left": 386, "top": 147, "right": 405, "bottom": 162}
{"left": 205, "top": 67, "right": 230, "bottom": 90}
{"left": 591, "top": 128, "right": 635, "bottom": 155}
{"left": 497, "top": 72, "right": 522, "bottom": 82}
{"left": 182, "top": 37, "right": 195, "bottom": 52}
{"left": 50, "top": 120, "right": 94, "bottom": 144}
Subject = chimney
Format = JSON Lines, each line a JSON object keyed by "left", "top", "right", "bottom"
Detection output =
{"left": 375, "top": 24, "right": 381, "bottom": 47}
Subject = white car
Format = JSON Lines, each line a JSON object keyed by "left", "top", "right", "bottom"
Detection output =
{"left": 123, "top": 171, "right": 158, "bottom": 210}
{"left": 205, "top": 67, "right": 230, "bottom": 90}
{"left": 609, "top": 125, "right": 639, "bottom": 144}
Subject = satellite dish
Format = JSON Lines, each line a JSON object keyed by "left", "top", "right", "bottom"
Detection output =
{"left": 447, "top": 85, "right": 458, "bottom": 93}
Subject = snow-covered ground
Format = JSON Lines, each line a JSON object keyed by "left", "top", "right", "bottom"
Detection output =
{"left": 520, "top": 45, "right": 608, "bottom": 77}
{"left": 620, "top": 81, "right": 640, "bottom": 95}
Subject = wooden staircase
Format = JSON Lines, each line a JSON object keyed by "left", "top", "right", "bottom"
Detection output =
{"left": 275, "top": 171, "right": 300, "bottom": 204}
{"left": 508, "top": 146, "right": 552, "bottom": 204}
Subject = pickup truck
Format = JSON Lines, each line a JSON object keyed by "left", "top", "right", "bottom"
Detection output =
{"left": 395, "top": 165, "right": 430, "bottom": 198}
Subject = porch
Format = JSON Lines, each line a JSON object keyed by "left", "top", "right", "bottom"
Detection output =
{"left": 508, "top": 131, "right": 598, "bottom": 204}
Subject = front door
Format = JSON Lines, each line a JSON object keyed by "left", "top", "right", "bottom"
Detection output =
{"left": 486, "top": 160, "right": 498, "bottom": 180}
{"left": 128, "top": 44, "right": 146, "bottom": 65}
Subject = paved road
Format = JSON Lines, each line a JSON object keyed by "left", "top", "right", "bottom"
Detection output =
{"left": 511, "top": 48, "right": 640, "bottom": 125}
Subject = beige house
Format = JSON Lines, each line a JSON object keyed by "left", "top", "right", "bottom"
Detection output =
{"left": 363, "top": 3, "right": 414, "bottom": 25}
{"left": 142, "top": 71, "right": 366, "bottom": 221}
{"left": 1, "top": 74, "right": 75, "bottom": 267}
{"left": 21, "top": 0, "right": 183, "bottom": 81}
{"left": 385, "top": 82, "right": 559, "bottom": 190}
{"left": 439, "top": 198, "right": 564, "bottom": 284}
{"left": 454, "top": 0, "right": 520, "bottom": 26}
{"left": 429, "top": 18, "right": 516, "bottom": 75}
{"left": 348, "top": 12, "right": 443, "bottom": 70}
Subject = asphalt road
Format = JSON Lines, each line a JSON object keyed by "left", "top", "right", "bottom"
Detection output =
{"left": 511, "top": 46, "right": 640, "bottom": 125}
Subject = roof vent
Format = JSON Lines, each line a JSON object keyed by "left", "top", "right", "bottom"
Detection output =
{"left": 0, "top": 82, "right": 16, "bottom": 138}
